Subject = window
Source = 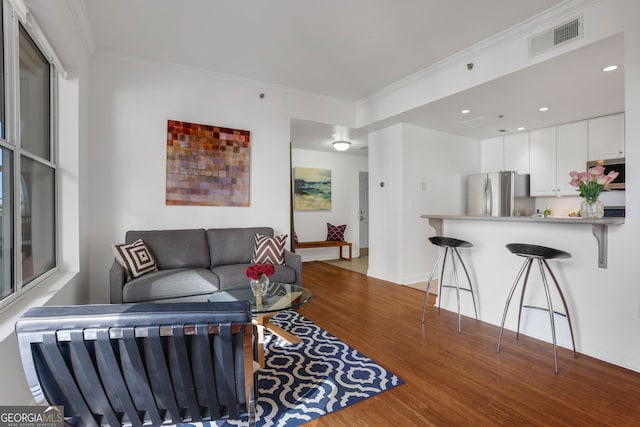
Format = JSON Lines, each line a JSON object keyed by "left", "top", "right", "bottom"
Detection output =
{"left": 0, "top": 2, "right": 58, "bottom": 304}
{"left": 18, "top": 25, "right": 55, "bottom": 286}
{"left": 19, "top": 25, "right": 51, "bottom": 160}
{"left": 0, "top": 0, "right": 4, "bottom": 139}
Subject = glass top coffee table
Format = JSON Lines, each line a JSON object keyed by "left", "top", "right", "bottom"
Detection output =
{"left": 209, "top": 283, "right": 312, "bottom": 367}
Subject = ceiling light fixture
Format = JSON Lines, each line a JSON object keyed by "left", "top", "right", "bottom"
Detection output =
{"left": 602, "top": 65, "right": 618, "bottom": 72}
{"left": 539, "top": 106, "right": 549, "bottom": 112}
{"left": 517, "top": 127, "right": 525, "bottom": 131}
{"left": 461, "top": 109, "right": 470, "bottom": 114}
{"left": 332, "top": 140, "right": 351, "bottom": 151}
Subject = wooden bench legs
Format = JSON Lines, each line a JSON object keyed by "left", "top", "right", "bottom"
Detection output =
{"left": 295, "top": 241, "right": 353, "bottom": 261}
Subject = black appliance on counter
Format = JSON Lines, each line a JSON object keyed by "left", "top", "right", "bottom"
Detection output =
{"left": 604, "top": 206, "right": 625, "bottom": 218}
{"left": 587, "top": 158, "right": 625, "bottom": 190}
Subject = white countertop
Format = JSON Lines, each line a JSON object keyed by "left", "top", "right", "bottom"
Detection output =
{"left": 420, "top": 214, "right": 624, "bottom": 225}
{"left": 421, "top": 214, "right": 624, "bottom": 268}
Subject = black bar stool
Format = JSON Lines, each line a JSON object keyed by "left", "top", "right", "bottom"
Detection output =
{"left": 422, "top": 236, "right": 478, "bottom": 333}
{"left": 497, "top": 243, "right": 577, "bottom": 374}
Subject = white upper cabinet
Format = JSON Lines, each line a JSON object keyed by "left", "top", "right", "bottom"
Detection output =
{"left": 556, "top": 121, "right": 588, "bottom": 195}
{"left": 588, "top": 113, "right": 625, "bottom": 160}
{"left": 530, "top": 121, "right": 587, "bottom": 197}
{"left": 481, "top": 134, "right": 530, "bottom": 173}
{"left": 504, "top": 133, "right": 530, "bottom": 174}
{"left": 530, "top": 127, "right": 556, "bottom": 196}
{"left": 480, "top": 137, "right": 503, "bottom": 172}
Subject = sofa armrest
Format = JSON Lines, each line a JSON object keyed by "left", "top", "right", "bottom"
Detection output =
{"left": 284, "top": 250, "right": 302, "bottom": 286}
{"left": 109, "top": 260, "right": 126, "bottom": 303}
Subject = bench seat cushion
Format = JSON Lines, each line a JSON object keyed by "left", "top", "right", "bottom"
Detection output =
{"left": 123, "top": 268, "right": 219, "bottom": 302}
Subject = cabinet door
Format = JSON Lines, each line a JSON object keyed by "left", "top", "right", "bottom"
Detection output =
{"left": 530, "top": 127, "right": 556, "bottom": 196}
{"left": 504, "top": 133, "right": 530, "bottom": 173}
{"left": 481, "top": 137, "right": 503, "bottom": 172}
{"left": 588, "top": 113, "right": 625, "bottom": 160}
{"left": 556, "top": 121, "right": 588, "bottom": 195}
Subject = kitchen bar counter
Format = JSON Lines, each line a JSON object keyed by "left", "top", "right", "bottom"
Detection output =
{"left": 421, "top": 214, "right": 624, "bottom": 268}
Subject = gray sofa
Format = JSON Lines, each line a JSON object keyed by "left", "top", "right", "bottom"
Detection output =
{"left": 109, "top": 227, "right": 302, "bottom": 303}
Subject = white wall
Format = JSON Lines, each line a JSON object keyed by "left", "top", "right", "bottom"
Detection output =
{"left": 292, "top": 148, "right": 367, "bottom": 260}
{"left": 402, "top": 125, "right": 479, "bottom": 286}
{"left": 368, "top": 124, "right": 479, "bottom": 285}
{"left": 368, "top": 125, "right": 404, "bottom": 282}
{"left": 87, "top": 54, "right": 355, "bottom": 302}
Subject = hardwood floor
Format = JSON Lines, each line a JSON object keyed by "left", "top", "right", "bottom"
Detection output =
{"left": 295, "top": 261, "right": 640, "bottom": 426}
{"left": 320, "top": 255, "right": 368, "bottom": 275}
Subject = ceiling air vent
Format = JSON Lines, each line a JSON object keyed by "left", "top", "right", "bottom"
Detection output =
{"left": 528, "top": 15, "right": 583, "bottom": 58}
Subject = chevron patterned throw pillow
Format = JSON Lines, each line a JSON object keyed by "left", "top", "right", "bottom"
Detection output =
{"left": 252, "top": 234, "right": 287, "bottom": 265}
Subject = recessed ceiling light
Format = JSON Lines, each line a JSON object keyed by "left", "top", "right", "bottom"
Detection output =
{"left": 461, "top": 109, "right": 470, "bottom": 114}
{"left": 602, "top": 65, "right": 618, "bottom": 72}
{"left": 517, "top": 127, "right": 525, "bottom": 131}
{"left": 539, "top": 107, "right": 549, "bottom": 112}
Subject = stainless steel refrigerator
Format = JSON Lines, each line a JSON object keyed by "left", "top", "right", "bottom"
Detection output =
{"left": 466, "top": 172, "right": 535, "bottom": 217}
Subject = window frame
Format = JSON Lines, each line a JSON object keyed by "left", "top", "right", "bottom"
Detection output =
{"left": 0, "top": 0, "right": 59, "bottom": 308}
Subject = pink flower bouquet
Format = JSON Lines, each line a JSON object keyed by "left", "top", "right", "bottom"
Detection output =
{"left": 569, "top": 165, "right": 619, "bottom": 203}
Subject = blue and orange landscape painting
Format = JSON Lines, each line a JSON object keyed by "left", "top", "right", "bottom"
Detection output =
{"left": 294, "top": 167, "right": 331, "bottom": 211}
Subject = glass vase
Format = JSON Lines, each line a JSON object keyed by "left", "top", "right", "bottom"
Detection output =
{"left": 250, "top": 274, "right": 270, "bottom": 296}
{"left": 581, "top": 198, "right": 604, "bottom": 219}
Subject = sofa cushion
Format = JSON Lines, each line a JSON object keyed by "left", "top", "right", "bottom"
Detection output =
{"left": 251, "top": 234, "right": 287, "bottom": 265}
{"left": 112, "top": 239, "right": 158, "bottom": 279}
{"left": 207, "top": 227, "right": 273, "bottom": 266}
{"left": 123, "top": 268, "right": 219, "bottom": 302}
{"left": 126, "top": 229, "right": 210, "bottom": 269}
{"left": 212, "top": 263, "right": 296, "bottom": 290}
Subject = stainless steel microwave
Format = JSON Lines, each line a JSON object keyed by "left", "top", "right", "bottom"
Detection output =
{"left": 587, "top": 158, "right": 625, "bottom": 190}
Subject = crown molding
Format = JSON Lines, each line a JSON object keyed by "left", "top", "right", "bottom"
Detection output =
{"left": 65, "top": 0, "right": 95, "bottom": 55}
{"left": 94, "top": 49, "right": 356, "bottom": 108}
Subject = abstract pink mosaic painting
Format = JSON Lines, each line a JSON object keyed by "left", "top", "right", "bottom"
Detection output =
{"left": 166, "top": 120, "right": 250, "bottom": 206}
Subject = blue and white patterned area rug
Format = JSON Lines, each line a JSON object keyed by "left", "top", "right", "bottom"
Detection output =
{"left": 180, "top": 310, "right": 403, "bottom": 427}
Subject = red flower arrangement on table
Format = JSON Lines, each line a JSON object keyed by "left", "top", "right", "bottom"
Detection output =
{"left": 246, "top": 263, "right": 275, "bottom": 281}
{"left": 247, "top": 263, "right": 274, "bottom": 297}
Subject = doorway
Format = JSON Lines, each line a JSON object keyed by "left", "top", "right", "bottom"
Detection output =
{"left": 358, "top": 171, "right": 369, "bottom": 257}
{"left": 319, "top": 171, "right": 369, "bottom": 275}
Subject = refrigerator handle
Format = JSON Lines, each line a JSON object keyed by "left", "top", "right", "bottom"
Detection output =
{"left": 484, "top": 176, "right": 492, "bottom": 216}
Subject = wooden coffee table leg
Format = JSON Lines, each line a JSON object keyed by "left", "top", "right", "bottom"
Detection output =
{"left": 261, "top": 312, "right": 302, "bottom": 344}
{"left": 254, "top": 317, "right": 266, "bottom": 368}
{"left": 254, "top": 312, "right": 303, "bottom": 368}
{"left": 264, "top": 322, "right": 302, "bottom": 344}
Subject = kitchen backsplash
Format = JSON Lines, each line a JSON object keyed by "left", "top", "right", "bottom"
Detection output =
{"left": 534, "top": 191, "right": 625, "bottom": 217}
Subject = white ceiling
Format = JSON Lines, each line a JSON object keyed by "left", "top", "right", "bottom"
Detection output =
{"left": 399, "top": 33, "right": 624, "bottom": 139}
{"left": 23, "top": 0, "right": 624, "bottom": 154}
{"left": 80, "top": 0, "right": 565, "bottom": 101}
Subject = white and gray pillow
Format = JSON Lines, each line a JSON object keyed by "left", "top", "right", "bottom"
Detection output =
{"left": 112, "top": 239, "right": 158, "bottom": 279}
